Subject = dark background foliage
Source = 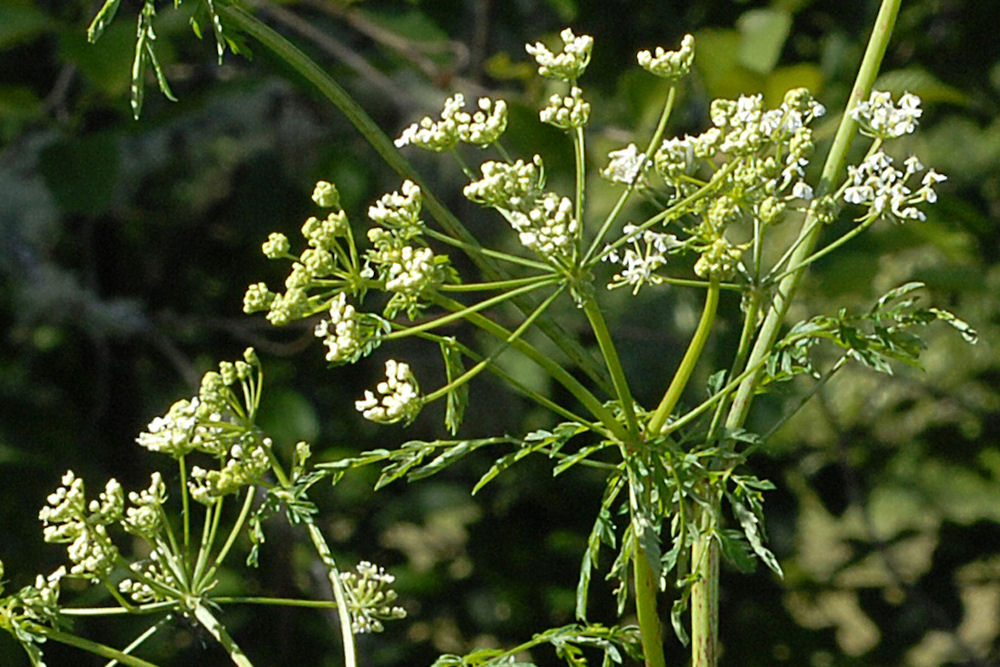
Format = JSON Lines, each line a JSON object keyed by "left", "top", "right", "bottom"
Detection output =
{"left": 1, "top": 0, "right": 998, "bottom": 664}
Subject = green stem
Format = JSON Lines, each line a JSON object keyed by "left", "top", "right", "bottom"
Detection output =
{"left": 383, "top": 276, "right": 558, "bottom": 342}
{"left": 23, "top": 623, "right": 159, "bottom": 667}
{"left": 200, "top": 485, "right": 259, "bottom": 589}
{"left": 438, "top": 274, "right": 556, "bottom": 292}
{"left": 192, "top": 602, "right": 254, "bottom": 666}
{"left": 423, "top": 286, "right": 564, "bottom": 403}
{"left": 410, "top": 328, "right": 592, "bottom": 425}
{"left": 304, "top": 520, "right": 357, "bottom": 667}
{"left": 686, "top": 5, "right": 902, "bottom": 667}
{"left": 111, "top": 616, "right": 173, "bottom": 667}
{"left": 724, "top": 0, "right": 901, "bottom": 433}
{"left": 433, "top": 294, "right": 631, "bottom": 443}
{"left": 179, "top": 455, "right": 191, "bottom": 554}
{"left": 218, "top": 2, "right": 612, "bottom": 393}
{"left": 581, "top": 297, "right": 640, "bottom": 439}
{"left": 211, "top": 596, "right": 338, "bottom": 608}
{"left": 647, "top": 280, "right": 720, "bottom": 436}
{"left": 573, "top": 124, "right": 586, "bottom": 260}
{"left": 424, "top": 228, "right": 553, "bottom": 272}
{"left": 634, "top": 547, "right": 667, "bottom": 667}
{"left": 690, "top": 507, "right": 719, "bottom": 667}
{"left": 767, "top": 212, "right": 878, "bottom": 284}
{"left": 59, "top": 601, "right": 178, "bottom": 616}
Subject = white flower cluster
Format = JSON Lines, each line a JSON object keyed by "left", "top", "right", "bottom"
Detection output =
{"left": 355, "top": 360, "right": 421, "bottom": 425}
{"left": 508, "top": 192, "right": 579, "bottom": 261}
{"left": 395, "top": 94, "right": 508, "bottom": 150}
{"left": 603, "top": 224, "right": 680, "bottom": 293}
{"left": 340, "top": 561, "right": 407, "bottom": 633}
{"left": 709, "top": 91, "right": 825, "bottom": 157}
{"left": 525, "top": 28, "right": 593, "bottom": 81}
{"left": 243, "top": 282, "right": 277, "bottom": 314}
{"left": 314, "top": 293, "right": 362, "bottom": 363}
{"left": 850, "top": 90, "right": 922, "bottom": 139}
{"left": 394, "top": 94, "right": 464, "bottom": 151}
{"left": 119, "top": 551, "right": 179, "bottom": 604}
{"left": 463, "top": 156, "right": 544, "bottom": 209}
{"left": 694, "top": 237, "right": 745, "bottom": 279}
{"left": 247, "top": 180, "right": 357, "bottom": 325}
{"left": 456, "top": 97, "right": 508, "bottom": 146}
{"left": 637, "top": 34, "right": 695, "bottom": 80}
{"left": 188, "top": 436, "right": 272, "bottom": 505}
{"left": 122, "top": 472, "right": 167, "bottom": 539}
{"left": 384, "top": 245, "right": 439, "bottom": 294}
{"left": 366, "top": 189, "right": 453, "bottom": 319}
{"left": 38, "top": 471, "right": 122, "bottom": 581}
{"left": 539, "top": 86, "right": 590, "bottom": 129}
{"left": 650, "top": 88, "right": 824, "bottom": 208}
{"left": 602, "top": 144, "right": 648, "bottom": 184}
{"left": 368, "top": 180, "right": 423, "bottom": 238}
{"left": 842, "top": 152, "right": 945, "bottom": 222}
{"left": 135, "top": 395, "right": 234, "bottom": 458}
{"left": 11, "top": 565, "right": 67, "bottom": 625}
{"left": 135, "top": 398, "right": 200, "bottom": 457}
{"left": 654, "top": 131, "right": 719, "bottom": 181}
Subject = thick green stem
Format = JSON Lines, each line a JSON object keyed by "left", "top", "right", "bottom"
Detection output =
{"left": 634, "top": 546, "right": 667, "bottom": 667}
{"left": 685, "top": 5, "right": 902, "bottom": 667}
{"left": 192, "top": 602, "right": 254, "bottom": 667}
{"left": 690, "top": 508, "right": 719, "bottom": 667}
{"left": 724, "top": 0, "right": 901, "bottom": 432}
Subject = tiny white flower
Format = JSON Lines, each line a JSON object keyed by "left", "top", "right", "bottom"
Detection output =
{"left": 602, "top": 144, "right": 648, "bottom": 184}
{"left": 791, "top": 181, "right": 814, "bottom": 200}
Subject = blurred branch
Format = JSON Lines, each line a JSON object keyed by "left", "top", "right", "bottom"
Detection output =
{"left": 301, "top": 0, "right": 488, "bottom": 95}
{"left": 248, "top": 0, "right": 419, "bottom": 112}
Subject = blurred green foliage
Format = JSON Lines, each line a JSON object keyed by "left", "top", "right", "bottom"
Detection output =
{"left": 1, "top": 0, "right": 998, "bottom": 664}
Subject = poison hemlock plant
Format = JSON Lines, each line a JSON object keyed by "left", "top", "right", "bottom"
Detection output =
{"left": 0, "top": 1, "right": 977, "bottom": 666}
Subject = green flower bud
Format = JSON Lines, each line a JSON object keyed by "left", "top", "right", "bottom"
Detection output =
{"left": 262, "top": 232, "right": 291, "bottom": 259}
{"left": 312, "top": 180, "right": 340, "bottom": 209}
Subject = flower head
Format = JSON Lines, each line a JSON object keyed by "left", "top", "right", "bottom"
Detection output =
{"left": 507, "top": 193, "right": 579, "bottom": 262}
{"left": 526, "top": 28, "right": 593, "bottom": 81}
{"left": 603, "top": 224, "right": 680, "bottom": 293}
{"left": 355, "top": 360, "right": 422, "bottom": 425}
{"left": 394, "top": 94, "right": 465, "bottom": 151}
{"left": 368, "top": 180, "right": 424, "bottom": 239}
{"left": 340, "top": 561, "right": 407, "bottom": 633}
{"left": 539, "top": 86, "right": 590, "bottom": 129}
{"left": 311, "top": 180, "right": 341, "bottom": 209}
{"left": 842, "top": 150, "right": 945, "bottom": 223}
{"left": 464, "top": 156, "right": 544, "bottom": 210}
{"left": 637, "top": 34, "right": 695, "bottom": 80}
{"left": 850, "top": 91, "right": 922, "bottom": 139}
